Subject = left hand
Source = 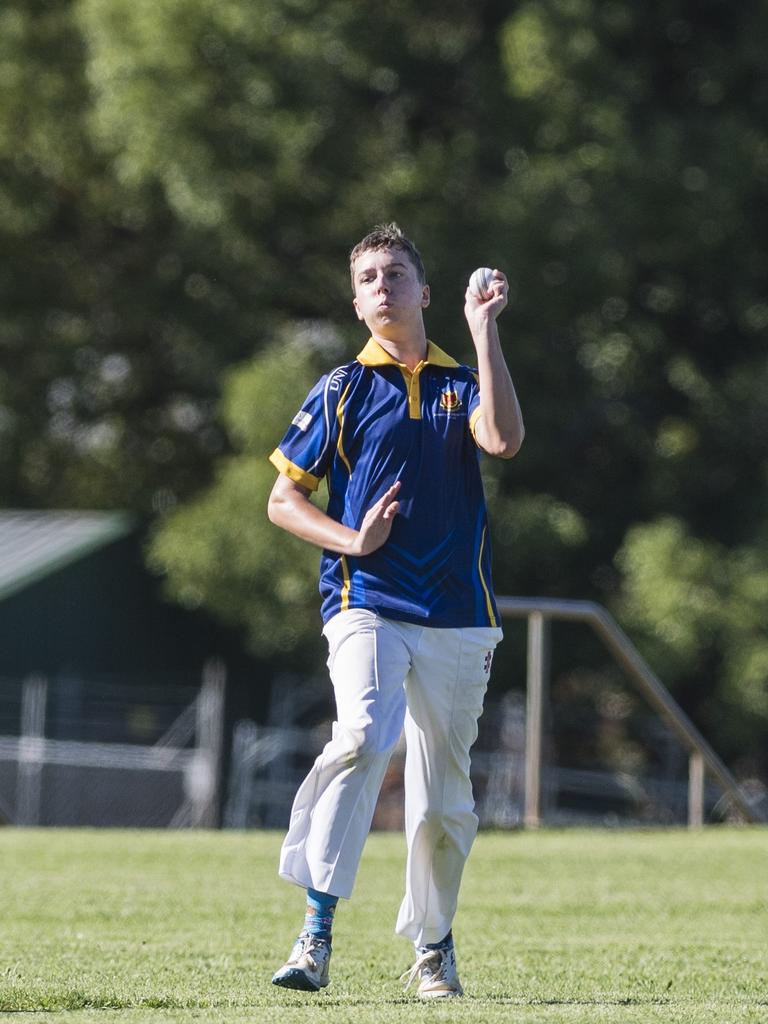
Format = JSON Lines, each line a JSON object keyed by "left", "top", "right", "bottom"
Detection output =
{"left": 464, "top": 270, "right": 508, "bottom": 333}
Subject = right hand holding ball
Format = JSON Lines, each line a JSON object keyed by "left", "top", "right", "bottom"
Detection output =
{"left": 469, "top": 267, "right": 495, "bottom": 300}
{"left": 465, "top": 266, "right": 508, "bottom": 328}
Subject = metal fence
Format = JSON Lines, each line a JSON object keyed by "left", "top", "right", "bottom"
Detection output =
{"left": 0, "top": 661, "right": 225, "bottom": 827}
{"left": 223, "top": 599, "right": 766, "bottom": 831}
{"left": 3, "top": 600, "right": 763, "bottom": 831}
{"left": 222, "top": 701, "right": 734, "bottom": 833}
{"left": 497, "top": 598, "right": 764, "bottom": 826}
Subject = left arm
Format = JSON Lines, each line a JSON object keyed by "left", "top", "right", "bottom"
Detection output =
{"left": 465, "top": 270, "right": 525, "bottom": 458}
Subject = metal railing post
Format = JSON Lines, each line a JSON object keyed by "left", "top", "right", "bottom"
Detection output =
{"left": 183, "top": 658, "right": 226, "bottom": 828}
{"left": 17, "top": 674, "right": 48, "bottom": 826}
{"left": 688, "top": 750, "right": 705, "bottom": 828}
{"left": 496, "top": 596, "right": 763, "bottom": 825}
{"left": 524, "top": 612, "right": 550, "bottom": 828}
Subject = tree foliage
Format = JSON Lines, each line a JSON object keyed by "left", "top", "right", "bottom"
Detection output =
{"left": 146, "top": 326, "right": 344, "bottom": 668}
{"left": 2, "top": 0, "right": 767, "bottom": 769}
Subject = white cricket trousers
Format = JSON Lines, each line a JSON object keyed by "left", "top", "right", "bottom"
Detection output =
{"left": 278, "top": 609, "right": 503, "bottom": 946}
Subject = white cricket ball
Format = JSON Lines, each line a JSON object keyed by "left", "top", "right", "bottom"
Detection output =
{"left": 469, "top": 266, "right": 495, "bottom": 299}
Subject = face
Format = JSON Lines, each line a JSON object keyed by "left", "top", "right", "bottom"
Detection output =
{"left": 352, "top": 247, "right": 430, "bottom": 335}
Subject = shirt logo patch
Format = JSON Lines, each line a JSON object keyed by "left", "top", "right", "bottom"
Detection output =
{"left": 292, "top": 410, "right": 313, "bottom": 431}
{"left": 439, "top": 388, "right": 462, "bottom": 413}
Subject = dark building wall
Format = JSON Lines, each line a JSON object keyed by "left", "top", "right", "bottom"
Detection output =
{"left": 1, "top": 533, "right": 244, "bottom": 675}
{"left": 0, "top": 530, "right": 272, "bottom": 745}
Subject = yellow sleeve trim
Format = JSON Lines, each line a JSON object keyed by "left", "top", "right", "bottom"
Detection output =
{"left": 469, "top": 406, "right": 483, "bottom": 443}
{"left": 269, "top": 449, "right": 321, "bottom": 492}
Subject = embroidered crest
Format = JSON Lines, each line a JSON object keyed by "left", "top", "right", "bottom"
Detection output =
{"left": 439, "top": 388, "right": 462, "bottom": 413}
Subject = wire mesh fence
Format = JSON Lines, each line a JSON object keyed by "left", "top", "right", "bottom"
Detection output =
{"left": 0, "top": 662, "right": 224, "bottom": 828}
{"left": 222, "top": 689, "right": 729, "bottom": 833}
{"left": 3, "top": 610, "right": 762, "bottom": 832}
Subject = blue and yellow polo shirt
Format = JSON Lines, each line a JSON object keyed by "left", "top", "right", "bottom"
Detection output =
{"left": 269, "top": 338, "right": 499, "bottom": 628}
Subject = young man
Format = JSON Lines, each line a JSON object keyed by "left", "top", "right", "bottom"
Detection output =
{"left": 267, "top": 224, "right": 524, "bottom": 998}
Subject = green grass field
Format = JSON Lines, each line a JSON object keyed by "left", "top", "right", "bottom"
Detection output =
{"left": 1, "top": 827, "right": 766, "bottom": 1023}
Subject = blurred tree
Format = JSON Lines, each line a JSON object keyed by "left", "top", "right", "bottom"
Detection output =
{"left": 0, "top": 0, "right": 538, "bottom": 510}
{"left": 0, "top": 1, "right": 254, "bottom": 511}
{"left": 617, "top": 518, "right": 768, "bottom": 755}
{"left": 492, "top": 0, "right": 768, "bottom": 562}
{"left": 489, "top": 0, "right": 768, "bottom": 771}
{"left": 146, "top": 325, "right": 343, "bottom": 669}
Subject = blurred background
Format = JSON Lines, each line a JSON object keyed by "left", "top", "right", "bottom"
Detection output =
{"left": 1, "top": 0, "right": 766, "bottom": 829}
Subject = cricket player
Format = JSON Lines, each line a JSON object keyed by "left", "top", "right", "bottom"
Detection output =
{"left": 267, "top": 223, "right": 524, "bottom": 998}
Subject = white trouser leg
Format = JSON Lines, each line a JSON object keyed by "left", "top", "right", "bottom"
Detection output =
{"left": 395, "top": 625, "right": 502, "bottom": 945}
{"left": 279, "top": 610, "right": 410, "bottom": 899}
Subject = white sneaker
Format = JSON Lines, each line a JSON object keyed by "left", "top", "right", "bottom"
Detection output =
{"left": 271, "top": 932, "right": 331, "bottom": 991}
{"left": 400, "top": 944, "right": 464, "bottom": 999}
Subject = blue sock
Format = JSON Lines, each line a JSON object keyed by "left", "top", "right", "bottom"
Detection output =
{"left": 304, "top": 888, "right": 338, "bottom": 943}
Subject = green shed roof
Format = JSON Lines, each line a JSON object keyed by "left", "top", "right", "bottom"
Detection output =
{"left": 0, "top": 511, "right": 135, "bottom": 602}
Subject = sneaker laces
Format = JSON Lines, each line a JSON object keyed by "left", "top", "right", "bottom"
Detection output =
{"left": 291, "top": 933, "right": 330, "bottom": 969}
{"left": 400, "top": 948, "right": 445, "bottom": 992}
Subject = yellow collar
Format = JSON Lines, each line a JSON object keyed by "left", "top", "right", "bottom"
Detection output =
{"left": 356, "top": 338, "right": 459, "bottom": 369}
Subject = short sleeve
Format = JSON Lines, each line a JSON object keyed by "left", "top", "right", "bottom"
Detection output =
{"left": 268, "top": 372, "right": 340, "bottom": 491}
